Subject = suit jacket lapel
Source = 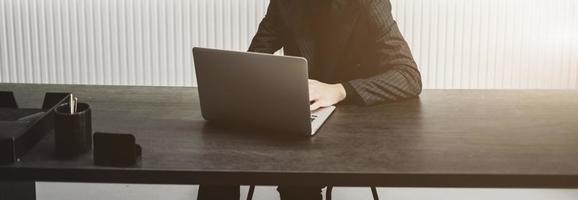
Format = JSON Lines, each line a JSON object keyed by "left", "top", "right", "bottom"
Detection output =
{"left": 321, "top": 0, "right": 361, "bottom": 81}
{"left": 277, "top": 0, "right": 361, "bottom": 81}
{"left": 329, "top": 0, "right": 361, "bottom": 56}
{"left": 277, "top": 0, "right": 316, "bottom": 65}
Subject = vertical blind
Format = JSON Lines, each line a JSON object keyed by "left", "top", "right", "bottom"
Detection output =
{"left": 1, "top": 0, "right": 577, "bottom": 89}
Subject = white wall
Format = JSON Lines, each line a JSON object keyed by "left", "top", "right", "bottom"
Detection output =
{"left": 2, "top": 0, "right": 578, "bottom": 199}
{"left": 1, "top": 0, "right": 577, "bottom": 88}
{"left": 0, "top": 0, "right": 268, "bottom": 86}
{"left": 394, "top": 0, "right": 578, "bottom": 89}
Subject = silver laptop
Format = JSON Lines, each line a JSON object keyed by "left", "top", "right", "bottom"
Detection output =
{"left": 192, "top": 47, "right": 335, "bottom": 136}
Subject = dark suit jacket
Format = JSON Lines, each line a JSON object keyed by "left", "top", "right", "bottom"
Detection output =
{"left": 248, "top": 0, "right": 422, "bottom": 105}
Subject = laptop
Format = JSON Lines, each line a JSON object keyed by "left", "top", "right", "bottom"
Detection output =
{"left": 192, "top": 47, "right": 335, "bottom": 136}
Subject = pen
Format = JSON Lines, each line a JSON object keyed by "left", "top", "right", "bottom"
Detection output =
{"left": 74, "top": 97, "right": 78, "bottom": 113}
{"left": 70, "top": 94, "right": 74, "bottom": 114}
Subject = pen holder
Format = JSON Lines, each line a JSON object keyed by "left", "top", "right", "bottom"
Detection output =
{"left": 54, "top": 102, "right": 92, "bottom": 158}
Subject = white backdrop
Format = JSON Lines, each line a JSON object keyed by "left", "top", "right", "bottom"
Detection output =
{"left": 1, "top": 0, "right": 577, "bottom": 89}
{"left": 2, "top": 0, "right": 578, "bottom": 199}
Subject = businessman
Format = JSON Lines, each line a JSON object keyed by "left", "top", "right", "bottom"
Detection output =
{"left": 199, "top": 0, "right": 422, "bottom": 199}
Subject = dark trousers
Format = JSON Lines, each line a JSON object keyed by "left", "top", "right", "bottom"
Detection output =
{"left": 198, "top": 185, "right": 323, "bottom": 200}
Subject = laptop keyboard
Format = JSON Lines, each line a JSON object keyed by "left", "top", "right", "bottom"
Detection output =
{"left": 310, "top": 114, "right": 318, "bottom": 122}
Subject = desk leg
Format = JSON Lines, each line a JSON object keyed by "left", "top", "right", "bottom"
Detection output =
{"left": 0, "top": 181, "right": 36, "bottom": 200}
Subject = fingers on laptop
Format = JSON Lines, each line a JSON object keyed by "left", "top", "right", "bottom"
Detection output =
{"left": 310, "top": 91, "right": 320, "bottom": 102}
{"left": 310, "top": 99, "right": 332, "bottom": 111}
{"left": 309, "top": 79, "right": 321, "bottom": 99}
{"left": 310, "top": 101, "right": 322, "bottom": 111}
{"left": 309, "top": 79, "right": 332, "bottom": 110}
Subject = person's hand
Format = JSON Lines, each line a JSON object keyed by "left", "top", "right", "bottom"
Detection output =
{"left": 308, "top": 79, "right": 347, "bottom": 111}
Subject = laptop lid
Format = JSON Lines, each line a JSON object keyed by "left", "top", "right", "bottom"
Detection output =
{"left": 193, "top": 47, "right": 312, "bottom": 135}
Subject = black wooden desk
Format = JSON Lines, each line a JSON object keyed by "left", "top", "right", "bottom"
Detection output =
{"left": 1, "top": 84, "right": 578, "bottom": 199}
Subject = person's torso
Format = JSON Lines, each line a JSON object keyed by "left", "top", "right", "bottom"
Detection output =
{"left": 278, "top": 0, "right": 378, "bottom": 83}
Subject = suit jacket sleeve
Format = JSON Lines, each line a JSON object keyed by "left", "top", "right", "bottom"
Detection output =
{"left": 248, "top": 0, "right": 284, "bottom": 53}
{"left": 343, "top": 0, "right": 422, "bottom": 105}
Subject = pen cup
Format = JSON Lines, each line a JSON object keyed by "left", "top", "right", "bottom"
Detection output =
{"left": 54, "top": 102, "right": 92, "bottom": 158}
